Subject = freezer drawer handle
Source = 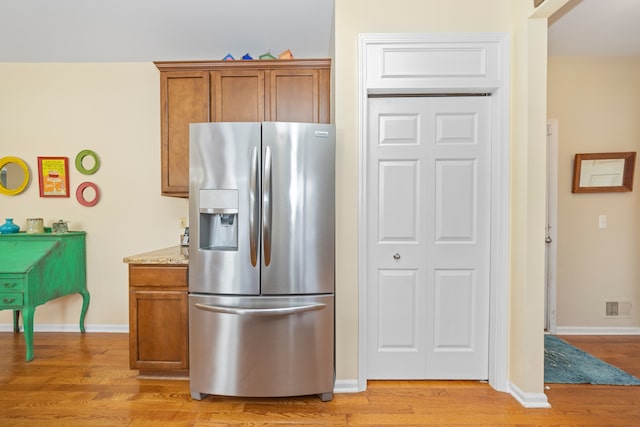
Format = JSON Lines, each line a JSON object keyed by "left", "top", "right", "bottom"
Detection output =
{"left": 194, "top": 302, "right": 326, "bottom": 317}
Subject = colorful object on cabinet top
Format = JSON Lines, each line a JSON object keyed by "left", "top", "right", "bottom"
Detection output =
{"left": 259, "top": 52, "right": 277, "bottom": 60}
{"left": 0, "top": 218, "right": 20, "bottom": 234}
{"left": 278, "top": 49, "right": 294, "bottom": 59}
{"left": 222, "top": 53, "right": 235, "bottom": 61}
{"left": 241, "top": 53, "right": 253, "bottom": 60}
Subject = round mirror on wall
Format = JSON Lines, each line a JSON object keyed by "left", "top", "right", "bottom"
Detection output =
{"left": 0, "top": 156, "right": 31, "bottom": 196}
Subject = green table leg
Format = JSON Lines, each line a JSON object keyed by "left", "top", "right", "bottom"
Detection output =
{"left": 79, "top": 290, "right": 90, "bottom": 333}
{"left": 12, "top": 310, "right": 20, "bottom": 332}
{"left": 22, "top": 306, "right": 35, "bottom": 362}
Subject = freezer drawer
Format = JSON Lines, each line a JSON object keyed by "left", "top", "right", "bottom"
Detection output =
{"left": 189, "top": 294, "right": 334, "bottom": 400}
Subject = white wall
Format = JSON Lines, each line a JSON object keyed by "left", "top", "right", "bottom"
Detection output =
{"left": 548, "top": 56, "right": 640, "bottom": 329}
{"left": 0, "top": 63, "right": 188, "bottom": 329}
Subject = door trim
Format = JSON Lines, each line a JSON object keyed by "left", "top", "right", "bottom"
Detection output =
{"left": 357, "top": 33, "right": 510, "bottom": 392}
{"left": 545, "top": 119, "right": 558, "bottom": 334}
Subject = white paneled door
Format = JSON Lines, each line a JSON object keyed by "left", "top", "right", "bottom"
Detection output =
{"left": 366, "top": 96, "right": 491, "bottom": 379}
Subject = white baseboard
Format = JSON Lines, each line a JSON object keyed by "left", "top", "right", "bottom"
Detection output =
{"left": 334, "top": 379, "right": 359, "bottom": 393}
{"left": 508, "top": 382, "right": 550, "bottom": 408}
{"left": 336, "top": 378, "right": 553, "bottom": 409}
{"left": 0, "top": 324, "right": 128, "bottom": 333}
{"left": 556, "top": 326, "right": 640, "bottom": 335}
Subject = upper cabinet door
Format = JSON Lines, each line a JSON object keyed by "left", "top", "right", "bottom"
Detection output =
{"left": 267, "top": 69, "right": 330, "bottom": 124}
{"left": 211, "top": 70, "right": 265, "bottom": 122}
{"left": 160, "top": 71, "right": 210, "bottom": 197}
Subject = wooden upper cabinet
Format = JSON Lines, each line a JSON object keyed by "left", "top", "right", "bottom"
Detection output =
{"left": 212, "top": 70, "right": 265, "bottom": 122}
{"left": 160, "top": 71, "right": 209, "bottom": 196}
{"left": 155, "top": 59, "right": 331, "bottom": 198}
{"left": 268, "top": 69, "right": 326, "bottom": 123}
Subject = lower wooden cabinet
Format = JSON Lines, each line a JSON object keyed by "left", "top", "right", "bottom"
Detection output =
{"left": 128, "top": 264, "right": 188, "bottom": 377}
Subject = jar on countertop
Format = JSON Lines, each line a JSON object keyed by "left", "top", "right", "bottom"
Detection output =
{"left": 52, "top": 219, "right": 69, "bottom": 234}
{"left": 0, "top": 218, "right": 20, "bottom": 234}
{"left": 26, "top": 218, "right": 44, "bottom": 234}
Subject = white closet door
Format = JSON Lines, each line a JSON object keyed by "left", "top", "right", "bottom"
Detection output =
{"left": 367, "top": 96, "right": 491, "bottom": 379}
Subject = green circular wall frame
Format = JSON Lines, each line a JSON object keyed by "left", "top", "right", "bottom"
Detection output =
{"left": 75, "top": 150, "right": 100, "bottom": 175}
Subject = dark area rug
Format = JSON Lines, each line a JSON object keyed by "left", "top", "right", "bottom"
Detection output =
{"left": 544, "top": 335, "right": 640, "bottom": 385}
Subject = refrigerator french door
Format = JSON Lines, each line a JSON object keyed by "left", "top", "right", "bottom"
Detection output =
{"left": 188, "top": 122, "right": 335, "bottom": 401}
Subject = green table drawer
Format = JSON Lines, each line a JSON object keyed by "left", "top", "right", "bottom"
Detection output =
{"left": 0, "top": 279, "right": 24, "bottom": 291}
{"left": 0, "top": 292, "right": 24, "bottom": 308}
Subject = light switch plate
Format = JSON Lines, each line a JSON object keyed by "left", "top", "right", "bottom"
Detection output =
{"left": 599, "top": 215, "right": 607, "bottom": 229}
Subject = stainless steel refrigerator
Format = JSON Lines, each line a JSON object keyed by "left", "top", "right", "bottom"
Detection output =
{"left": 188, "top": 121, "right": 335, "bottom": 401}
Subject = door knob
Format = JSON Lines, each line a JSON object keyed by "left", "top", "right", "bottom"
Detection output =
{"left": 393, "top": 253, "right": 401, "bottom": 260}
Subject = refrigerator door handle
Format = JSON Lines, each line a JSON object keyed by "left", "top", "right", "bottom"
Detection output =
{"left": 194, "top": 302, "right": 326, "bottom": 317}
{"left": 249, "top": 146, "right": 259, "bottom": 267}
{"left": 263, "top": 145, "right": 272, "bottom": 266}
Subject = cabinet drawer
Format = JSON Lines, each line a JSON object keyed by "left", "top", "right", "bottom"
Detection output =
{"left": 129, "top": 265, "right": 188, "bottom": 288}
{"left": 0, "top": 278, "right": 24, "bottom": 291}
{"left": 0, "top": 292, "right": 24, "bottom": 308}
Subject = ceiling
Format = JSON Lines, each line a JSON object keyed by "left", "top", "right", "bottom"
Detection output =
{"left": 0, "top": 0, "right": 638, "bottom": 62}
{"left": 0, "top": 0, "right": 334, "bottom": 62}
{"left": 548, "top": 0, "right": 640, "bottom": 56}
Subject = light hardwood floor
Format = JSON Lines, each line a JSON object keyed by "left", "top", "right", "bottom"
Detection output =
{"left": 0, "top": 332, "right": 639, "bottom": 426}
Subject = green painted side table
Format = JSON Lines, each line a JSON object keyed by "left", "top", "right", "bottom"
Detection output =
{"left": 0, "top": 232, "right": 89, "bottom": 361}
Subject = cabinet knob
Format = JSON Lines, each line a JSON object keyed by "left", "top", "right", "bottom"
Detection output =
{"left": 3, "top": 297, "right": 15, "bottom": 304}
{"left": 393, "top": 253, "right": 401, "bottom": 260}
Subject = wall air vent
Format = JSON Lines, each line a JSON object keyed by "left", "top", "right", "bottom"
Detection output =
{"left": 605, "top": 301, "right": 632, "bottom": 318}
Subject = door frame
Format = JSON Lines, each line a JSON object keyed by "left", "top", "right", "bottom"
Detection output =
{"left": 357, "top": 33, "right": 511, "bottom": 392}
{"left": 545, "top": 119, "right": 558, "bottom": 334}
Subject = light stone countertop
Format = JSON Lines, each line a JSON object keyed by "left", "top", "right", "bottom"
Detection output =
{"left": 123, "top": 246, "right": 188, "bottom": 265}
